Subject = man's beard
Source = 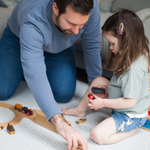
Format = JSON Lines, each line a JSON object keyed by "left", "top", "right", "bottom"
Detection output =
{"left": 56, "top": 16, "right": 74, "bottom": 36}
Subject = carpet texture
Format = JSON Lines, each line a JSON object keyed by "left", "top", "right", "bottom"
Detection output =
{"left": 0, "top": 80, "right": 150, "bottom": 150}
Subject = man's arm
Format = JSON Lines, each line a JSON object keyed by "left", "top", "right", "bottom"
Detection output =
{"left": 81, "top": 0, "right": 102, "bottom": 84}
{"left": 50, "top": 114, "right": 88, "bottom": 150}
{"left": 20, "top": 23, "right": 62, "bottom": 120}
{"left": 20, "top": 24, "right": 88, "bottom": 150}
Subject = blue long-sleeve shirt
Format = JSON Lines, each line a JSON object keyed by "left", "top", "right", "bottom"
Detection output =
{"left": 7, "top": 0, "right": 102, "bottom": 120}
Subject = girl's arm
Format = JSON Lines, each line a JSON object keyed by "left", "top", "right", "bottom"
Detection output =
{"left": 102, "top": 97, "right": 137, "bottom": 109}
{"left": 88, "top": 96, "right": 137, "bottom": 110}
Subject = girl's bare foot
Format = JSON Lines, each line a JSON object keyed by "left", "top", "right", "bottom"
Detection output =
{"left": 62, "top": 107, "right": 86, "bottom": 118}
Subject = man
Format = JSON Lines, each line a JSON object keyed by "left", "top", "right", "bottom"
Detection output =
{"left": 0, "top": 0, "right": 102, "bottom": 149}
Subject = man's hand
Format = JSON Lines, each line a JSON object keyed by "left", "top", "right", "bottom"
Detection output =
{"left": 50, "top": 114, "right": 88, "bottom": 150}
{"left": 88, "top": 95, "right": 104, "bottom": 111}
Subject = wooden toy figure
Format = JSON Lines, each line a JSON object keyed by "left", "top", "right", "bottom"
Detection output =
{"left": 0, "top": 126, "right": 4, "bottom": 131}
{"left": 76, "top": 118, "right": 87, "bottom": 124}
{"left": 7, "top": 121, "right": 15, "bottom": 135}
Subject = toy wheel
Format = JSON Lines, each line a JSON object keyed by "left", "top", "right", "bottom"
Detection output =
{"left": 90, "top": 95, "right": 94, "bottom": 99}
{"left": 18, "top": 108, "right": 21, "bottom": 112}
{"left": 22, "top": 110, "right": 25, "bottom": 114}
{"left": 14, "top": 107, "right": 17, "bottom": 110}
{"left": 27, "top": 112, "right": 29, "bottom": 116}
{"left": 30, "top": 111, "right": 33, "bottom": 115}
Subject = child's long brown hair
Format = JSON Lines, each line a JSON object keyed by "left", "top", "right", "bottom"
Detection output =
{"left": 102, "top": 9, "right": 150, "bottom": 77}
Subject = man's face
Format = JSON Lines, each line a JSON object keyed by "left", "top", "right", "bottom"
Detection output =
{"left": 54, "top": 5, "right": 90, "bottom": 36}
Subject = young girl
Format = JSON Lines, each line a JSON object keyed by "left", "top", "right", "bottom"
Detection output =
{"left": 62, "top": 9, "right": 150, "bottom": 145}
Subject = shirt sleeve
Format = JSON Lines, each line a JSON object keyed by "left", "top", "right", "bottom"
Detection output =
{"left": 119, "top": 68, "right": 144, "bottom": 99}
{"left": 81, "top": 0, "right": 102, "bottom": 84}
{"left": 19, "top": 23, "right": 62, "bottom": 121}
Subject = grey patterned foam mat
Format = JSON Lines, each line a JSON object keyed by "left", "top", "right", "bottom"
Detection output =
{"left": 0, "top": 80, "right": 150, "bottom": 150}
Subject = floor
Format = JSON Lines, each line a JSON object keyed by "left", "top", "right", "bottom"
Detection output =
{"left": 0, "top": 68, "right": 150, "bottom": 150}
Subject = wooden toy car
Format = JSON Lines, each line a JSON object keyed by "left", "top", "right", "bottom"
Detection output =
{"left": 75, "top": 118, "right": 87, "bottom": 124}
{"left": 22, "top": 107, "right": 33, "bottom": 116}
{"left": 14, "top": 104, "right": 23, "bottom": 112}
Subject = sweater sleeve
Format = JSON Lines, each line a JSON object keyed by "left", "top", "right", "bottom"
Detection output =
{"left": 19, "top": 23, "right": 62, "bottom": 121}
{"left": 81, "top": 0, "right": 102, "bottom": 84}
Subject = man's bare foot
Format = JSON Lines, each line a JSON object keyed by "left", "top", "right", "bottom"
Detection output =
{"left": 62, "top": 107, "right": 86, "bottom": 118}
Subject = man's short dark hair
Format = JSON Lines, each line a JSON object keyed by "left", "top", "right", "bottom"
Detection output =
{"left": 54, "top": 0, "right": 93, "bottom": 16}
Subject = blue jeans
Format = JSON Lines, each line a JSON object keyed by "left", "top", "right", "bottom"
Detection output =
{"left": 0, "top": 27, "right": 76, "bottom": 102}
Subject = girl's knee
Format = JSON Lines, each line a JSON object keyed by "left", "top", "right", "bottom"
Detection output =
{"left": 90, "top": 129, "right": 100, "bottom": 144}
{"left": 90, "top": 129, "right": 106, "bottom": 145}
{"left": 91, "top": 76, "right": 108, "bottom": 86}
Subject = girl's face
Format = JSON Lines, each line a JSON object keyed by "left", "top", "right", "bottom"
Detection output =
{"left": 104, "top": 32, "right": 119, "bottom": 55}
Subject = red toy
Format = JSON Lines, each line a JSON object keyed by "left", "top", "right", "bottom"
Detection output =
{"left": 88, "top": 93, "right": 95, "bottom": 100}
{"left": 88, "top": 93, "right": 97, "bottom": 112}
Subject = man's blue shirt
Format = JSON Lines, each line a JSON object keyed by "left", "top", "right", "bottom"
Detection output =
{"left": 7, "top": 0, "right": 102, "bottom": 120}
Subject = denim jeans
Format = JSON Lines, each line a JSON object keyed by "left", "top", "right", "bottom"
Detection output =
{"left": 0, "top": 27, "right": 76, "bottom": 102}
{"left": 111, "top": 110, "right": 148, "bottom": 133}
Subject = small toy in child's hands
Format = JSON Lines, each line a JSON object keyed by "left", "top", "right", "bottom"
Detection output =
{"left": 88, "top": 93, "right": 97, "bottom": 112}
{"left": 91, "top": 86, "right": 106, "bottom": 95}
{"left": 75, "top": 118, "right": 87, "bottom": 124}
{"left": 88, "top": 93, "right": 95, "bottom": 100}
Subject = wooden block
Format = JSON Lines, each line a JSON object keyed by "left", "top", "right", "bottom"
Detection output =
{"left": 76, "top": 118, "right": 87, "bottom": 124}
{"left": 7, "top": 130, "right": 15, "bottom": 135}
{"left": 0, "top": 126, "right": 4, "bottom": 131}
{"left": 76, "top": 143, "right": 83, "bottom": 150}
{"left": 7, "top": 122, "right": 15, "bottom": 135}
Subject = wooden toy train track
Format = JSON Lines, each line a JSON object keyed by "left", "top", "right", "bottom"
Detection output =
{"left": 0, "top": 102, "right": 71, "bottom": 133}
{"left": 0, "top": 102, "right": 83, "bottom": 150}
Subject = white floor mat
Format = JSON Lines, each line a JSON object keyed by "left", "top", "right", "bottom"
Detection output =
{"left": 0, "top": 80, "right": 150, "bottom": 150}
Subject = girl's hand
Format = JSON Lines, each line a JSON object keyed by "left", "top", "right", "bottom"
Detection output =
{"left": 93, "top": 85, "right": 108, "bottom": 99}
{"left": 88, "top": 95, "right": 104, "bottom": 111}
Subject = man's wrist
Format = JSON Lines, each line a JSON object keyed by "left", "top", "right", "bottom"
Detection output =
{"left": 49, "top": 114, "right": 67, "bottom": 127}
